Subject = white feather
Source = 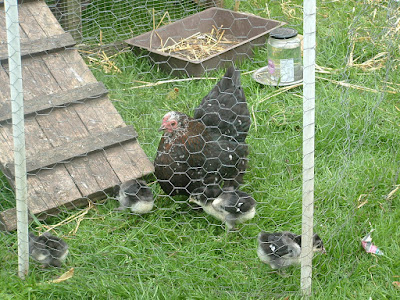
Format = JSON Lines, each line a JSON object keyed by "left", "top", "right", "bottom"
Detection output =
{"left": 130, "top": 201, "right": 154, "bottom": 214}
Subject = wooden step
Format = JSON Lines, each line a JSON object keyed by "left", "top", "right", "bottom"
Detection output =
{"left": 0, "top": 82, "right": 108, "bottom": 123}
{"left": 0, "top": 32, "right": 76, "bottom": 61}
{"left": 6, "top": 125, "right": 138, "bottom": 177}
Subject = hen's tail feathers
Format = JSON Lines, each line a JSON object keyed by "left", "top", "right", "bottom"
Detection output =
{"left": 221, "top": 66, "right": 241, "bottom": 91}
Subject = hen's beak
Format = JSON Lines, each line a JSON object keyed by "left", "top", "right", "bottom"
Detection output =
{"left": 188, "top": 196, "right": 194, "bottom": 203}
{"left": 158, "top": 124, "right": 166, "bottom": 132}
{"left": 320, "top": 247, "right": 327, "bottom": 254}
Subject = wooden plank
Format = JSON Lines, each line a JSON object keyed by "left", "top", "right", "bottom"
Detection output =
{"left": 0, "top": 65, "right": 10, "bottom": 104}
{"left": 0, "top": 125, "right": 15, "bottom": 185}
{"left": 4, "top": 46, "right": 85, "bottom": 231}
{"left": 40, "top": 51, "right": 120, "bottom": 189}
{"left": 27, "top": 168, "right": 81, "bottom": 213}
{"left": 56, "top": 51, "right": 147, "bottom": 186}
{"left": 74, "top": 95, "right": 125, "bottom": 135}
{"left": 0, "top": 33, "right": 75, "bottom": 62}
{"left": 62, "top": 50, "right": 98, "bottom": 84}
{"left": 56, "top": 51, "right": 135, "bottom": 190}
{"left": 0, "top": 204, "right": 51, "bottom": 232}
{"left": 39, "top": 51, "right": 121, "bottom": 197}
{"left": 0, "top": 13, "right": 7, "bottom": 43}
{"left": 104, "top": 140, "right": 155, "bottom": 183}
{"left": 6, "top": 47, "right": 83, "bottom": 217}
{"left": 0, "top": 61, "right": 54, "bottom": 168}
{"left": 18, "top": 3, "right": 47, "bottom": 40}
{"left": 0, "top": 165, "right": 82, "bottom": 231}
{"left": 0, "top": 0, "right": 66, "bottom": 56}
{"left": 25, "top": 0, "right": 65, "bottom": 36}
{"left": 0, "top": 62, "right": 53, "bottom": 171}
{"left": 0, "top": 208, "right": 18, "bottom": 231}
{"left": 0, "top": 127, "right": 14, "bottom": 165}
{"left": 0, "top": 9, "right": 28, "bottom": 44}
{"left": 57, "top": 51, "right": 154, "bottom": 182}
{"left": 44, "top": 51, "right": 85, "bottom": 88}
{"left": 20, "top": 55, "right": 62, "bottom": 100}
{"left": 6, "top": 126, "right": 138, "bottom": 176}
{"left": 0, "top": 183, "right": 114, "bottom": 232}
{"left": 15, "top": 57, "right": 66, "bottom": 158}
{"left": 65, "top": 151, "right": 120, "bottom": 196}
{"left": 28, "top": 54, "right": 89, "bottom": 152}
{"left": 0, "top": 82, "right": 108, "bottom": 123}
{"left": 0, "top": 120, "right": 54, "bottom": 166}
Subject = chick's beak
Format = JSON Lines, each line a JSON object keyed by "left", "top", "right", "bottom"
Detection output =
{"left": 321, "top": 247, "right": 327, "bottom": 254}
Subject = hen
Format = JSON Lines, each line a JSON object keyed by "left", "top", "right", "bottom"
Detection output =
{"left": 154, "top": 67, "right": 251, "bottom": 196}
{"left": 154, "top": 111, "right": 215, "bottom": 196}
{"left": 194, "top": 66, "right": 251, "bottom": 143}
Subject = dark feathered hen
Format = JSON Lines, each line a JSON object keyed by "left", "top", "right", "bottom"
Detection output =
{"left": 154, "top": 111, "right": 216, "bottom": 196}
{"left": 194, "top": 66, "right": 251, "bottom": 143}
{"left": 154, "top": 67, "right": 250, "bottom": 196}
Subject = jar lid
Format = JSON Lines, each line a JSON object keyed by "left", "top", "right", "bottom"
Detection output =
{"left": 269, "top": 27, "right": 298, "bottom": 39}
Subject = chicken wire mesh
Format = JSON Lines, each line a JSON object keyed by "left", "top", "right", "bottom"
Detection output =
{"left": 0, "top": 0, "right": 399, "bottom": 298}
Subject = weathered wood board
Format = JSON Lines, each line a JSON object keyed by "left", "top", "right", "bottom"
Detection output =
{"left": 0, "top": 82, "right": 108, "bottom": 123}
{"left": 0, "top": 0, "right": 154, "bottom": 231}
{"left": 0, "top": 33, "right": 76, "bottom": 61}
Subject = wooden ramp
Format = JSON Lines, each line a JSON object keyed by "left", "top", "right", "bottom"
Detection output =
{"left": 0, "top": 0, "right": 154, "bottom": 231}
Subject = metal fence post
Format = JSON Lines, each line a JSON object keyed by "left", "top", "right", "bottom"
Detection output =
{"left": 4, "top": 0, "right": 29, "bottom": 279}
{"left": 301, "top": 0, "right": 316, "bottom": 297}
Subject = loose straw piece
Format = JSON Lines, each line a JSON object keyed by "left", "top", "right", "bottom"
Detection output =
{"left": 386, "top": 185, "right": 400, "bottom": 200}
{"left": 41, "top": 202, "right": 94, "bottom": 233}
{"left": 159, "top": 32, "right": 201, "bottom": 52}
{"left": 258, "top": 82, "right": 303, "bottom": 104}
{"left": 128, "top": 77, "right": 218, "bottom": 89}
{"left": 316, "top": 76, "right": 397, "bottom": 94}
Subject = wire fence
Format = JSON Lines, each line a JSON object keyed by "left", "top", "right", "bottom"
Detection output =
{"left": 0, "top": 0, "right": 399, "bottom": 298}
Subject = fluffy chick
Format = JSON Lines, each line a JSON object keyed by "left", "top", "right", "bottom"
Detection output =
{"left": 114, "top": 179, "right": 154, "bottom": 214}
{"left": 189, "top": 185, "right": 256, "bottom": 230}
{"left": 29, "top": 232, "right": 69, "bottom": 267}
{"left": 257, "top": 231, "right": 326, "bottom": 269}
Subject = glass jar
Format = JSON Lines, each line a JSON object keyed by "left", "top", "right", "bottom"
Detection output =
{"left": 266, "top": 27, "right": 302, "bottom": 85}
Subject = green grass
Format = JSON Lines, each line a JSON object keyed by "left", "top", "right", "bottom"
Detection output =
{"left": 80, "top": 0, "right": 206, "bottom": 44}
{"left": 1, "top": 0, "right": 400, "bottom": 299}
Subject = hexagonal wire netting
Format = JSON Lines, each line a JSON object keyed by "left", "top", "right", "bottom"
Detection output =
{"left": 0, "top": 0, "right": 399, "bottom": 298}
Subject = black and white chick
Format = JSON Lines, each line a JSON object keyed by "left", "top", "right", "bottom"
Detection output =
{"left": 114, "top": 179, "right": 154, "bottom": 214}
{"left": 257, "top": 231, "right": 326, "bottom": 269}
{"left": 29, "top": 232, "right": 69, "bottom": 268}
{"left": 189, "top": 185, "right": 256, "bottom": 230}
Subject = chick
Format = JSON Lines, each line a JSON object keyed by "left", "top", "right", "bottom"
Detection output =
{"left": 114, "top": 179, "right": 154, "bottom": 214}
{"left": 189, "top": 185, "right": 256, "bottom": 230}
{"left": 29, "top": 232, "right": 69, "bottom": 268}
{"left": 257, "top": 231, "right": 326, "bottom": 269}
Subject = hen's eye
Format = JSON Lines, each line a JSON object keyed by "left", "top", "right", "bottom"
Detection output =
{"left": 170, "top": 121, "right": 177, "bottom": 127}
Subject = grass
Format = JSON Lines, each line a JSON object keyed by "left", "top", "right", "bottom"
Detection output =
{"left": 1, "top": 0, "right": 400, "bottom": 299}
{"left": 80, "top": 0, "right": 206, "bottom": 44}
